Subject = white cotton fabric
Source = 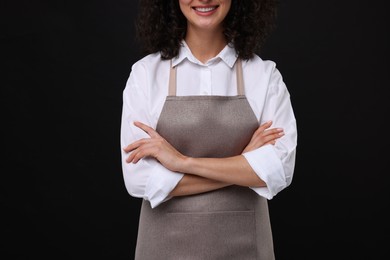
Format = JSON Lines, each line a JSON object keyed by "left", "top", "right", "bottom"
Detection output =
{"left": 120, "top": 41, "right": 297, "bottom": 208}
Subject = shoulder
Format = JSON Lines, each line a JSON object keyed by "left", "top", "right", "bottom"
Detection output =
{"left": 244, "top": 54, "right": 285, "bottom": 86}
{"left": 130, "top": 52, "right": 169, "bottom": 79}
{"left": 242, "top": 54, "right": 289, "bottom": 99}
{"left": 124, "top": 52, "right": 171, "bottom": 98}
{"left": 244, "top": 54, "right": 278, "bottom": 77}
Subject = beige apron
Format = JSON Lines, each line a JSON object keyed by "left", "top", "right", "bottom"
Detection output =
{"left": 134, "top": 59, "right": 275, "bottom": 260}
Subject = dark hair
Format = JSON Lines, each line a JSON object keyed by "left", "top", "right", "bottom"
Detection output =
{"left": 135, "top": 0, "right": 278, "bottom": 60}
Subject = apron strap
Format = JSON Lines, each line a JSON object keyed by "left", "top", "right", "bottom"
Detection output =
{"left": 236, "top": 59, "right": 244, "bottom": 95}
{"left": 169, "top": 60, "right": 177, "bottom": 96}
{"left": 168, "top": 58, "right": 244, "bottom": 96}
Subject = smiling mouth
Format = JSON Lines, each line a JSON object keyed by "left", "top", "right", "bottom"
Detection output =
{"left": 192, "top": 6, "right": 219, "bottom": 13}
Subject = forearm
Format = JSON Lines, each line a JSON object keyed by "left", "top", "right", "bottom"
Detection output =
{"left": 125, "top": 121, "right": 271, "bottom": 191}
{"left": 169, "top": 174, "right": 231, "bottom": 197}
{"left": 179, "top": 155, "right": 266, "bottom": 187}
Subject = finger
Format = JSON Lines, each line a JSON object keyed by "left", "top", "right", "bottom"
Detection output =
{"left": 262, "top": 131, "right": 285, "bottom": 143}
{"left": 127, "top": 150, "right": 140, "bottom": 163}
{"left": 263, "top": 128, "right": 284, "bottom": 137}
{"left": 259, "top": 120, "right": 273, "bottom": 130}
{"left": 251, "top": 127, "right": 283, "bottom": 141}
{"left": 134, "top": 121, "right": 160, "bottom": 138}
{"left": 254, "top": 121, "right": 273, "bottom": 135}
{"left": 126, "top": 146, "right": 145, "bottom": 163}
{"left": 261, "top": 120, "right": 273, "bottom": 127}
{"left": 126, "top": 152, "right": 135, "bottom": 163}
{"left": 123, "top": 138, "right": 150, "bottom": 153}
{"left": 249, "top": 130, "right": 284, "bottom": 146}
{"left": 130, "top": 143, "right": 157, "bottom": 163}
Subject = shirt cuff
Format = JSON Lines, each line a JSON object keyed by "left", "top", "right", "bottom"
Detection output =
{"left": 242, "top": 144, "right": 286, "bottom": 199}
{"left": 145, "top": 162, "right": 184, "bottom": 208}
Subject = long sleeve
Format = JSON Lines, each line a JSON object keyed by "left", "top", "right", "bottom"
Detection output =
{"left": 120, "top": 62, "right": 184, "bottom": 208}
{"left": 243, "top": 64, "right": 297, "bottom": 199}
{"left": 120, "top": 48, "right": 297, "bottom": 204}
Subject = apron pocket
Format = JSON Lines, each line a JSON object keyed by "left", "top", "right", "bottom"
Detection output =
{"left": 164, "top": 210, "right": 257, "bottom": 260}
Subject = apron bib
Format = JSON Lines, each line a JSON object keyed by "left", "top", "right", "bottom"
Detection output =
{"left": 135, "top": 59, "right": 275, "bottom": 260}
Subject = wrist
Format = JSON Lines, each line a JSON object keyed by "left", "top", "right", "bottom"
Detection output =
{"left": 176, "top": 155, "right": 192, "bottom": 173}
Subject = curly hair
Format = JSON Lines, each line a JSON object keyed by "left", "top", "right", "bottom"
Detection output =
{"left": 135, "top": 0, "right": 278, "bottom": 60}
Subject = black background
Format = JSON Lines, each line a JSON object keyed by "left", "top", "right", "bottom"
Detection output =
{"left": 1, "top": 0, "right": 389, "bottom": 259}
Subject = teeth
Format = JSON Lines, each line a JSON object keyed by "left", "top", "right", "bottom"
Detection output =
{"left": 195, "top": 7, "right": 216, "bottom": 12}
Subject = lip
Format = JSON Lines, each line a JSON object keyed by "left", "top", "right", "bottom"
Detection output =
{"left": 192, "top": 5, "right": 219, "bottom": 16}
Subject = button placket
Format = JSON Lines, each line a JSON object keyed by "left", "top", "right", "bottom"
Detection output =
{"left": 200, "top": 67, "right": 211, "bottom": 95}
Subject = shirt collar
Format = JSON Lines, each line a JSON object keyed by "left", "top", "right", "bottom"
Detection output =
{"left": 172, "top": 40, "right": 238, "bottom": 68}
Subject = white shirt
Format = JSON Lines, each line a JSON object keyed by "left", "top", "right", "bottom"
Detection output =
{"left": 120, "top": 41, "right": 297, "bottom": 208}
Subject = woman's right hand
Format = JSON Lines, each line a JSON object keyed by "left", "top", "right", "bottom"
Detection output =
{"left": 242, "top": 121, "right": 284, "bottom": 153}
{"left": 123, "top": 121, "right": 188, "bottom": 172}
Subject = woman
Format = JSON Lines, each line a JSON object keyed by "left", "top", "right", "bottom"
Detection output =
{"left": 120, "top": 0, "right": 297, "bottom": 259}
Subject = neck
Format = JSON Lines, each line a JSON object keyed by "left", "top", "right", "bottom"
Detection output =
{"left": 185, "top": 27, "right": 227, "bottom": 63}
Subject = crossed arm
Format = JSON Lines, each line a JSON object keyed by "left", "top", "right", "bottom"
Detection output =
{"left": 123, "top": 121, "right": 284, "bottom": 197}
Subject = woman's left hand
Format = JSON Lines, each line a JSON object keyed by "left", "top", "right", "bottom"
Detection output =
{"left": 242, "top": 121, "right": 284, "bottom": 154}
{"left": 123, "top": 121, "right": 187, "bottom": 172}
